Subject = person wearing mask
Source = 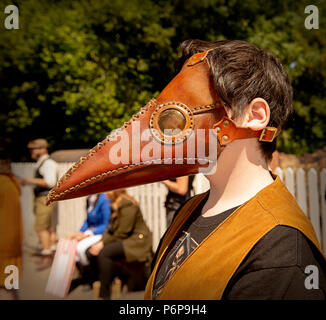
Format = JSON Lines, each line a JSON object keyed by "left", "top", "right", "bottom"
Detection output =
{"left": 47, "top": 40, "right": 326, "bottom": 300}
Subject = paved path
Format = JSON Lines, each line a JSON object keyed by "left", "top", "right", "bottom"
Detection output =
{"left": 19, "top": 248, "right": 145, "bottom": 300}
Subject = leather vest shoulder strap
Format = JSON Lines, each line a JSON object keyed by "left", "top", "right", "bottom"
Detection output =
{"left": 256, "top": 175, "right": 324, "bottom": 254}
{"left": 144, "top": 191, "right": 208, "bottom": 299}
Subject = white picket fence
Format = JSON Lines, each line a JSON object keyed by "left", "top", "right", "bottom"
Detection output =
{"left": 274, "top": 167, "right": 326, "bottom": 252}
{"left": 11, "top": 163, "right": 326, "bottom": 253}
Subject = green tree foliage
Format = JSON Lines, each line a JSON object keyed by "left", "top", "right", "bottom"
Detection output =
{"left": 0, "top": 0, "right": 325, "bottom": 159}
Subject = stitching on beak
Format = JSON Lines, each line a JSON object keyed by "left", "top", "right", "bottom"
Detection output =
{"left": 47, "top": 156, "right": 213, "bottom": 204}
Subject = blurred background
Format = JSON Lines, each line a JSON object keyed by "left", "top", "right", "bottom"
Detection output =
{"left": 0, "top": 0, "right": 325, "bottom": 161}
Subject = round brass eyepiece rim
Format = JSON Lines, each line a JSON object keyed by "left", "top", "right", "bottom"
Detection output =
{"left": 150, "top": 102, "right": 194, "bottom": 145}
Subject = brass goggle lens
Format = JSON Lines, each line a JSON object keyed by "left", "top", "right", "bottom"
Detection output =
{"left": 157, "top": 109, "right": 186, "bottom": 136}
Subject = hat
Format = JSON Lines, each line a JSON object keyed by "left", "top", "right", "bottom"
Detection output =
{"left": 27, "top": 139, "right": 48, "bottom": 149}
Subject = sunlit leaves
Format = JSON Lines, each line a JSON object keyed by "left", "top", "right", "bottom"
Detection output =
{"left": 0, "top": 0, "right": 325, "bottom": 158}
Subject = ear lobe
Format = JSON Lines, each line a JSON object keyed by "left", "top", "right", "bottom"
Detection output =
{"left": 246, "top": 98, "right": 270, "bottom": 131}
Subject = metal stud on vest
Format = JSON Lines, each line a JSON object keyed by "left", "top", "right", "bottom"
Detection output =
{"left": 46, "top": 50, "right": 278, "bottom": 204}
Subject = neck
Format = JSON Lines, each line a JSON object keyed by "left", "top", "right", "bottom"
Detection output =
{"left": 202, "top": 139, "right": 274, "bottom": 217}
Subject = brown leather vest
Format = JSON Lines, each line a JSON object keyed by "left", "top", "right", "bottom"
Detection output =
{"left": 144, "top": 175, "right": 325, "bottom": 300}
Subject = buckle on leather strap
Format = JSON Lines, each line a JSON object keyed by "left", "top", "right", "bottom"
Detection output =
{"left": 259, "top": 127, "right": 278, "bottom": 142}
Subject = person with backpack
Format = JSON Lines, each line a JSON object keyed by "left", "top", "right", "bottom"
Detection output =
{"left": 22, "top": 139, "right": 58, "bottom": 270}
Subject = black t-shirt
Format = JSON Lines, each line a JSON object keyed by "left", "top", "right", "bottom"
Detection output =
{"left": 152, "top": 193, "right": 326, "bottom": 300}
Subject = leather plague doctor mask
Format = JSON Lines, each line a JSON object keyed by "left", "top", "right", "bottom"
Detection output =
{"left": 46, "top": 50, "right": 278, "bottom": 204}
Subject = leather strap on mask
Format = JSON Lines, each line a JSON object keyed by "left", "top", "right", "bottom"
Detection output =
{"left": 213, "top": 116, "right": 278, "bottom": 146}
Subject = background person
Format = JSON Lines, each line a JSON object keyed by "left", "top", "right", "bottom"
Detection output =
{"left": 69, "top": 193, "right": 111, "bottom": 266}
{"left": 87, "top": 189, "right": 152, "bottom": 299}
{"left": 0, "top": 147, "right": 23, "bottom": 300}
{"left": 22, "top": 139, "right": 58, "bottom": 271}
{"left": 68, "top": 193, "right": 111, "bottom": 292}
{"left": 162, "top": 175, "right": 194, "bottom": 228}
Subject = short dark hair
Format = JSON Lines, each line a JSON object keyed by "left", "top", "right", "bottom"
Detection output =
{"left": 177, "top": 39, "right": 293, "bottom": 160}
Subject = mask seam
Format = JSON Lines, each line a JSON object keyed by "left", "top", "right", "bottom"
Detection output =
{"left": 48, "top": 157, "right": 213, "bottom": 202}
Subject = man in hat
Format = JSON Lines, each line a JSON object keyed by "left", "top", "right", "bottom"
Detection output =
{"left": 22, "top": 139, "right": 58, "bottom": 270}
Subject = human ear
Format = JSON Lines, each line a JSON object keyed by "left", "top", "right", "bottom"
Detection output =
{"left": 243, "top": 98, "right": 270, "bottom": 131}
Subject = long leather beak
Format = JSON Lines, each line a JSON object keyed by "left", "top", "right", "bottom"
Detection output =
{"left": 46, "top": 55, "right": 222, "bottom": 204}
